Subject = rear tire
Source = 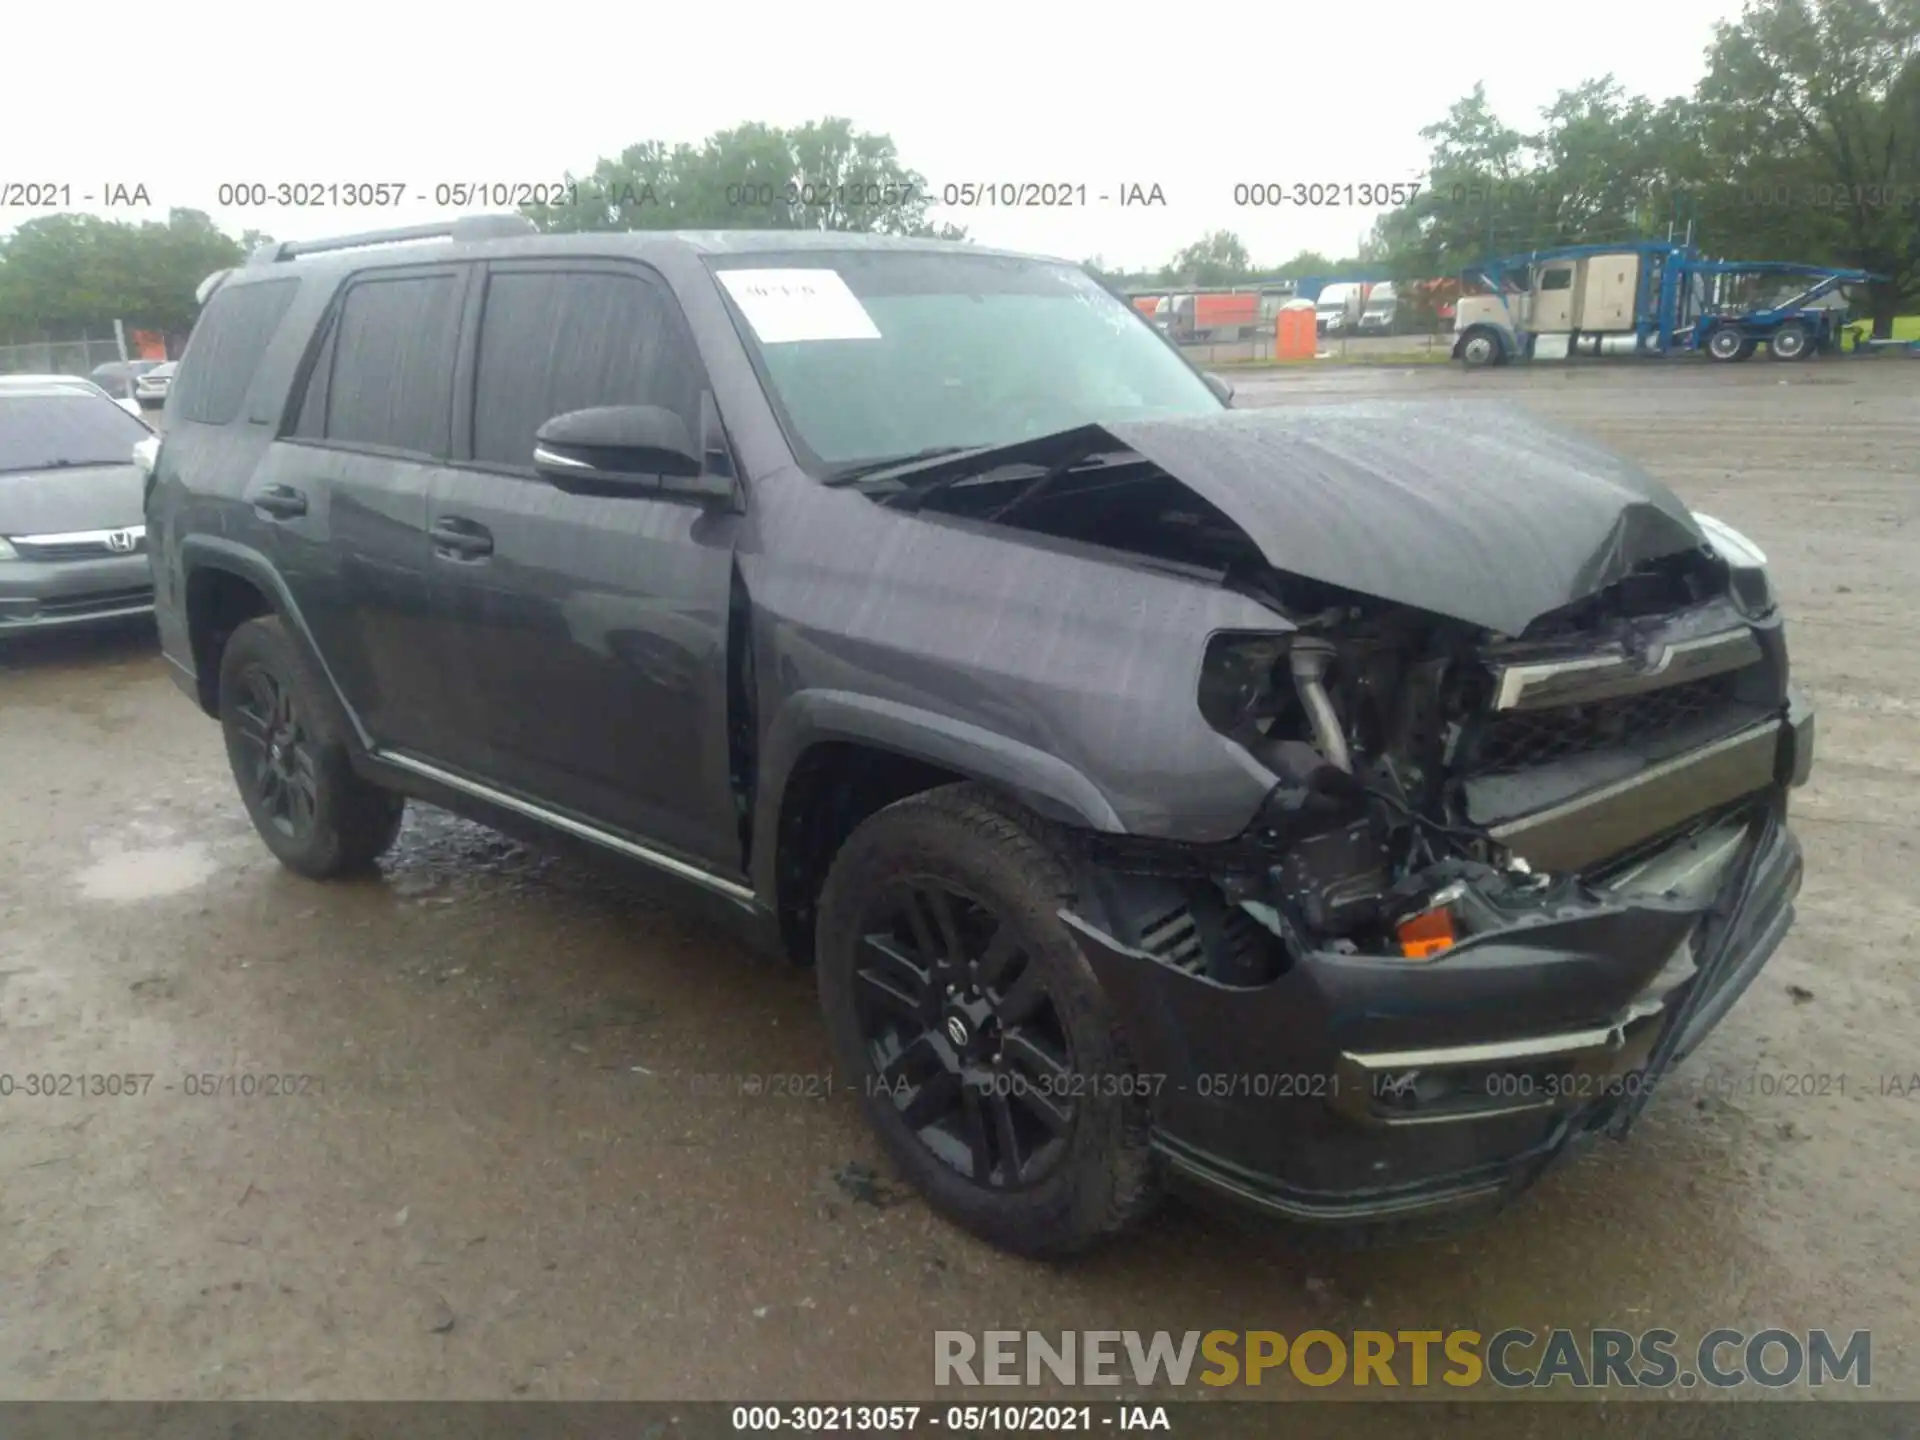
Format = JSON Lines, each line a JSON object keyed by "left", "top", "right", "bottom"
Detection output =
{"left": 218, "top": 615, "right": 404, "bottom": 879}
{"left": 1768, "top": 322, "right": 1812, "bottom": 361}
{"left": 815, "top": 784, "right": 1159, "bottom": 1257}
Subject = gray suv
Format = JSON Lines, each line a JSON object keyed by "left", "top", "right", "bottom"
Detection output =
{"left": 148, "top": 216, "right": 1814, "bottom": 1256}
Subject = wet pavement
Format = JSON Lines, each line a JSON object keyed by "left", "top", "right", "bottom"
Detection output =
{"left": 1, "top": 361, "right": 1915, "bottom": 1402}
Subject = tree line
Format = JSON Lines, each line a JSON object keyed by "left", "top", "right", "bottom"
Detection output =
{"left": 2, "top": 0, "right": 1914, "bottom": 342}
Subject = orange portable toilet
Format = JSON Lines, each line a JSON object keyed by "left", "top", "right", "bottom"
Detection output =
{"left": 1274, "top": 300, "right": 1317, "bottom": 359}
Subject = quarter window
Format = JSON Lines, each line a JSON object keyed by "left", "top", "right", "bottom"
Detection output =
{"left": 170, "top": 278, "right": 299, "bottom": 426}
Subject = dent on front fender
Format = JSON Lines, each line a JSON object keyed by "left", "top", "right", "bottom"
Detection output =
{"left": 741, "top": 470, "right": 1290, "bottom": 844}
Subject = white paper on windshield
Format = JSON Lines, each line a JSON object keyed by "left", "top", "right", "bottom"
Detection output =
{"left": 718, "top": 268, "right": 882, "bottom": 344}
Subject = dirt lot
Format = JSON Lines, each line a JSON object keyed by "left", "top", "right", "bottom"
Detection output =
{"left": 2, "top": 360, "right": 1916, "bottom": 1404}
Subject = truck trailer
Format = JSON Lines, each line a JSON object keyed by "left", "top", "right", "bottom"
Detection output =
{"left": 1451, "top": 241, "right": 1884, "bottom": 367}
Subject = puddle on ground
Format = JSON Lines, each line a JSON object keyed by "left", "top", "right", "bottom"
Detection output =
{"left": 73, "top": 841, "right": 220, "bottom": 902}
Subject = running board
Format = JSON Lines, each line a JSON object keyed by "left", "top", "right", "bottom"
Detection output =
{"left": 375, "top": 751, "right": 759, "bottom": 906}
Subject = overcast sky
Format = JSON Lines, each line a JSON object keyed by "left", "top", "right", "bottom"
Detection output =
{"left": 12, "top": 0, "right": 1748, "bottom": 270}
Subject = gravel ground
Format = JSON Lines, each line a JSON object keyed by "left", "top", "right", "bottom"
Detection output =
{"left": 1, "top": 358, "right": 1915, "bottom": 1405}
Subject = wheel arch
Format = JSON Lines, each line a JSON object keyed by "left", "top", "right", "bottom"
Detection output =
{"left": 178, "top": 536, "right": 364, "bottom": 746}
{"left": 753, "top": 691, "right": 1124, "bottom": 964}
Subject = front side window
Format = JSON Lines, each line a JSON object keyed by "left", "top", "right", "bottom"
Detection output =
{"left": 298, "top": 271, "right": 462, "bottom": 455}
{"left": 0, "top": 392, "right": 152, "bottom": 474}
{"left": 709, "top": 250, "right": 1222, "bottom": 474}
{"left": 468, "top": 268, "right": 703, "bottom": 469}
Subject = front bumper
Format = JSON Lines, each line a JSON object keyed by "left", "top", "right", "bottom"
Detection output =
{"left": 0, "top": 553, "right": 156, "bottom": 633}
{"left": 1064, "top": 698, "right": 1814, "bottom": 1226}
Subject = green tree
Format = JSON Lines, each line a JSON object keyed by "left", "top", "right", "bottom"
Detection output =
{"left": 1164, "top": 230, "right": 1255, "bottom": 285}
{"left": 524, "top": 118, "right": 965, "bottom": 239}
{"left": 0, "top": 209, "right": 243, "bottom": 340}
{"left": 1695, "top": 0, "right": 1920, "bottom": 331}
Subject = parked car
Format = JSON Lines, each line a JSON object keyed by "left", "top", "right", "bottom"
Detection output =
{"left": 150, "top": 218, "right": 1814, "bottom": 1257}
{"left": 134, "top": 361, "right": 178, "bottom": 410}
{"left": 0, "top": 373, "right": 148, "bottom": 419}
{"left": 0, "top": 382, "right": 158, "bottom": 635}
{"left": 88, "top": 359, "right": 164, "bottom": 400}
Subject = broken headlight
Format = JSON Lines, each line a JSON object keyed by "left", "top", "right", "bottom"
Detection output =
{"left": 1196, "top": 633, "right": 1289, "bottom": 734}
{"left": 1694, "top": 511, "right": 1776, "bottom": 617}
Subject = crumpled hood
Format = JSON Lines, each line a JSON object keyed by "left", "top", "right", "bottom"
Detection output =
{"left": 1095, "top": 402, "right": 1706, "bottom": 635}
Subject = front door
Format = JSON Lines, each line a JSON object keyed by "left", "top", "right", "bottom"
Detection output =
{"left": 1533, "top": 264, "right": 1576, "bottom": 332}
{"left": 425, "top": 261, "right": 744, "bottom": 874}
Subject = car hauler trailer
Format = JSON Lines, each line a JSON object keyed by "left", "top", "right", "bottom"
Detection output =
{"left": 1450, "top": 240, "right": 1887, "bottom": 367}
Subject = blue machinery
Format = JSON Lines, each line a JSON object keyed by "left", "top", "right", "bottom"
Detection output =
{"left": 1455, "top": 240, "right": 1915, "bottom": 363}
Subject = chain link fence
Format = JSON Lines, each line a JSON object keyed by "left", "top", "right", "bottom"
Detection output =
{"left": 0, "top": 336, "right": 135, "bottom": 378}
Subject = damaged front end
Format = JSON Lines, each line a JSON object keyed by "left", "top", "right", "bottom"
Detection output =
{"left": 1060, "top": 546, "right": 1814, "bottom": 1224}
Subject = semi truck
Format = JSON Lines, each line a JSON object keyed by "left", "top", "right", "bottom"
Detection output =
{"left": 1451, "top": 241, "right": 1884, "bottom": 367}
{"left": 1314, "top": 282, "right": 1369, "bottom": 335}
{"left": 1356, "top": 281, "right": 1398, "bottom": 334}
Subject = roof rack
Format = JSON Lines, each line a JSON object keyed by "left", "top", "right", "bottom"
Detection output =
{"left": 247, "top": 213, "right": 537, "bottom": 265}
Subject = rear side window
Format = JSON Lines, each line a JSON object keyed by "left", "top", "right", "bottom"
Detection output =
{"left": 468, "top": 269, "right": 704, "bottom": 469}
{"left": 169, "top": 278, "right": 299, "bottom": 425}
{"left": 297, "top": 271, "right": 463, "bottom": 456}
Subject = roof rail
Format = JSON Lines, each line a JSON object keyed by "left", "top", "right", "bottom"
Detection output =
{"left": 246, "top": 213, "right": 538, "bottom": 265}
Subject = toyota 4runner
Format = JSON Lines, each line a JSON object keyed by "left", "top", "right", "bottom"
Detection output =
{"left": 147, "top": 215, "right": 1815, "bottom": 1257}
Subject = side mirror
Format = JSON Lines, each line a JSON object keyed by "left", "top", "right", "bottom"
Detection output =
{"left": 532, "top": 405, "right": 733, "bottom": 504}
{"left": 1202, "top": 371, "right": 1235, "bottom": 405}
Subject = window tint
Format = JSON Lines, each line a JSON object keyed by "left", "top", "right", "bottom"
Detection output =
{"left": 169, "top": 278, "right": 298, "bottom": 425}
{"left": 307, "top": 272, "right": 462, "bottom": 455}
{"left": 470, "top": 270, "right": 704, "bottom": 469}
{"left": 1539, "top": 268, "right": 1573, "bottom": 292}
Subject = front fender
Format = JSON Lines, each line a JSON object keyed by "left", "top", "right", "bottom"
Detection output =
{"left": 750, "top": 688, "right": 1124, "bottom": 901}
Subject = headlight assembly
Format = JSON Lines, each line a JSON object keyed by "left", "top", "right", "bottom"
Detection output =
{"left": 0, "top": 537, "right": 18, "bottom": 563}
{"left": 1196, "top": 633, "right": 1289, "bottom": 734}
{"left": 1694, "top": 511, "right": 1776, "bottom": 616}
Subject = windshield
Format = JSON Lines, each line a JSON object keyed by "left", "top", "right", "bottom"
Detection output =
{"left": 710, "top": 250, "right": 1223, "bottom": 473}
{"left": 0, "top": 392, "right": 151, "bottom": 474}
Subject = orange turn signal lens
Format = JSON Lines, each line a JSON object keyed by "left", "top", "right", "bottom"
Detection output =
{"left": 1396, "top": 907, "right": 1456, "bottom": 960}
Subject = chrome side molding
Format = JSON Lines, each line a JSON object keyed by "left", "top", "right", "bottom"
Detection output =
{"left": 376, "top": 751, "right": 759, "bottom": 906}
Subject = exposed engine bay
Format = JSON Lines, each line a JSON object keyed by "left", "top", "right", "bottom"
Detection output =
{"left": 856, "top": 432, "right": 1790, "bottom": 985}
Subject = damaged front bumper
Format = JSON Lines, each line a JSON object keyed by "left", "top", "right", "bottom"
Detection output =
{"left": 1061, "top": 694, "right": 1814, "bottom": 1226}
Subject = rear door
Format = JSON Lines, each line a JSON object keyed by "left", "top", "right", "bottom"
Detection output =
{"left": 425, "top": 259, "right": 744, "bottom": 871}
{"left": 260, "top": 263, "right": 470, "bottom": 754}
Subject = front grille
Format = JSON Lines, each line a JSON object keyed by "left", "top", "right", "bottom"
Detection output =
{"left": 9, "top": 535, "right": 146, "bottom": 561}
{"left": 1470, "top": 673, "right": 1743, "bottom": 774}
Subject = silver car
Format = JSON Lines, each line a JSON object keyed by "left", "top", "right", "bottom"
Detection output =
{"left": 0, "top": 382, "right": 157, "bottom": 635}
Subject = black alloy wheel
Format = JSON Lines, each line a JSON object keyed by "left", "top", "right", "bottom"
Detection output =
{"left": 815, "top": 783, "right": 1159, "bottom": 1255}
{"left": 231, "top": 663, "right": 319, "bottom": 840}
{"left": 852, "top": 878, "right": 1076, "bottom": 1190}
{"left": 217, "top": 615, "right": 405, "bottom": 878}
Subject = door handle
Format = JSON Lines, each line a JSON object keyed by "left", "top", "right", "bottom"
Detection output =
{"left": 253, "top": 484, "right": 308, "bottom": 519}
{"left": 429, "top": 517, "right": 493, "bottom": 558}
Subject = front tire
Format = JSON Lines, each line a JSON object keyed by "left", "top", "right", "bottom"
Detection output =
{"left": 816, "top": 784, "right": 1159, "bottom": 1257}
{"left": 218, "top": 615, "right": 404, "bottom": 878}
{"left": 1458, "top": 329, "right": 1501, "bottom": 368}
